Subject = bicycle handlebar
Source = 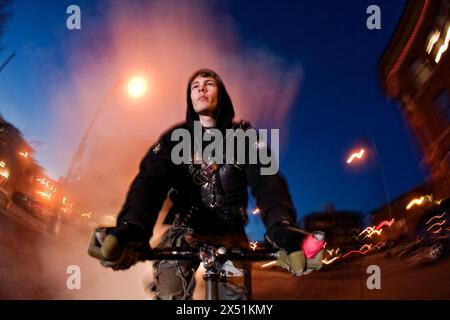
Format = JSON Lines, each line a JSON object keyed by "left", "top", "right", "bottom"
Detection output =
{"left": 138, "top": 247, "right": 279, "bottom": 262}
{"left": 92, "top": 227, "right": 280, "bottom": 264}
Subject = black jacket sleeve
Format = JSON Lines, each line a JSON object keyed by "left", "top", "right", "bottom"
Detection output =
{"left": 244, "top": 137, "right": 303, "bottom": 253}
{"left": 115, "top": 132, "right": 174, "bottom": 241}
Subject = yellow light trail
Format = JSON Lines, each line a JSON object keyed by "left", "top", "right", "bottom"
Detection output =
{"left": 0, "top": 169, "right": 9, "bottom": 179}
{"left": 359, "top": 226, "right": 382, "bottom": 239}
{"left": 322, "top": 256, "right": 340, "bottom": 265}
{"left": 261, "top": 261, "right": 277, "bottom": 268}
{"left": 249, "top": 242, "right": 258, "bottom": 251}
{"left": 36, "top": 177, "right": 49, "bottom": 186}
{"left": 435, "top": 26, "right": 450, "bottom": 63}
{"left": 37, "top": 191, "right": 52, "bottom": 200}
{"left": 427, "top": 30, "right": 440, "bottom": 54}
{"left": 373, "top": 242, "right": 387, "bottom": 250}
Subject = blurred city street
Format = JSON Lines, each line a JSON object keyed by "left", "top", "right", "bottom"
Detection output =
{"left": 1, "top": 0, "right": 449, "bottom": 302}
{"left": 0, "top": 190, "right": 153, "bottom": 300}
{"left": 1, "top": 197, "right": 449, "bottom": 300}
{"left": 253, "top": 248, "right": 450, "bottom": 300}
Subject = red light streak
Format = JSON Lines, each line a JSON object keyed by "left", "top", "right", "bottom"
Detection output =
{"left": 426, "top": 213, "right": 446, "bottom": 225}
{"left": 426, "top": 220, "right": 446, "bottom": 232}
{"left": 387, "top": 0, "right": 430, "bottom": 81}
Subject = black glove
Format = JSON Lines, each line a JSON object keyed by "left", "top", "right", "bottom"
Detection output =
{"left": 88, "top": 222, "right": 149, "bottom": 271}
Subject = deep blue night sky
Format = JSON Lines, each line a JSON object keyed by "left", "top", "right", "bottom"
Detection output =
{"left": 0, "top": 1, "right": 429, "bottom": 240}
{"left": 223, "top": 0, "right": 428, "bottom": 214}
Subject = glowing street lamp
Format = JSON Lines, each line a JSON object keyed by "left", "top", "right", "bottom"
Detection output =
{"left": 406, "top": 196, "right": 425, "bottom": 210}
{"left": 127, "top": 76, "right": 147, "bottom": 99}
{"left": 346, "top": 148, "right": 365, "bottom": 164}
{"left": 406, "top": 195, "right": 432, "bottom": 210}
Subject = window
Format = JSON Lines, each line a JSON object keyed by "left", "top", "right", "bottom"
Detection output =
{"left": 409, "top": 58, "right": 433, "bottom": 89}
{"left": 435, "top": 90, "right": 450, "bottom": 124}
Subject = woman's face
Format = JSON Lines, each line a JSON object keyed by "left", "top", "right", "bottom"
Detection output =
{"left": 190, "top": 75, "right": 219, "bottom": 117}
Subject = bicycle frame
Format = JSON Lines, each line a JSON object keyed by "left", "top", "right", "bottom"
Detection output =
{"left": 90, "top": 227, "right": 279, "bottom": 300}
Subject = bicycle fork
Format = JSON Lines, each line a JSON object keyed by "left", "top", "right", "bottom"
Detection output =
{"left": 204, "top": 269, "right": 219, "bottom": 300}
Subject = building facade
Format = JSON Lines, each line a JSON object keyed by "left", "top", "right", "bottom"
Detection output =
{"left": 379, "top": 0, "right": 450, "bottom": 200}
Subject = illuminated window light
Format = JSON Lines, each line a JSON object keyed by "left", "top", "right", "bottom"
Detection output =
{"left": 426, "top": 30, "right": 440, "bottom": 54}
{"left": 435, "top": 26, "right": 450, "bottom": 63}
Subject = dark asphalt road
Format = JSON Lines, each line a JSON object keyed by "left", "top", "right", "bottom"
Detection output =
{"left": 1, "top": 195, "right": 449, "bottom": 300}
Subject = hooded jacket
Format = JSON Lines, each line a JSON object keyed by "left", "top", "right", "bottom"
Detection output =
{"left": 116, "top": 71, "right": 302, "bottom": 253}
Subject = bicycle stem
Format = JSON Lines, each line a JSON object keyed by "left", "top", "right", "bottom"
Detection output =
{"left": 287, "top": 226, "right": 311, "bottom": 236}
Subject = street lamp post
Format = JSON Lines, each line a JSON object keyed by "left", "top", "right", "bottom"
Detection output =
{"left": 65, "top": 76, "right": 147, "bottom": 187}
{"left": 346, "top": 134, "right": 392, "bottom": 220}
{"left": 51, "top": 76, "right": 147, "bottom": 232}
{"left": 369, "top": 134, "right": 393, "bottom": 220}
